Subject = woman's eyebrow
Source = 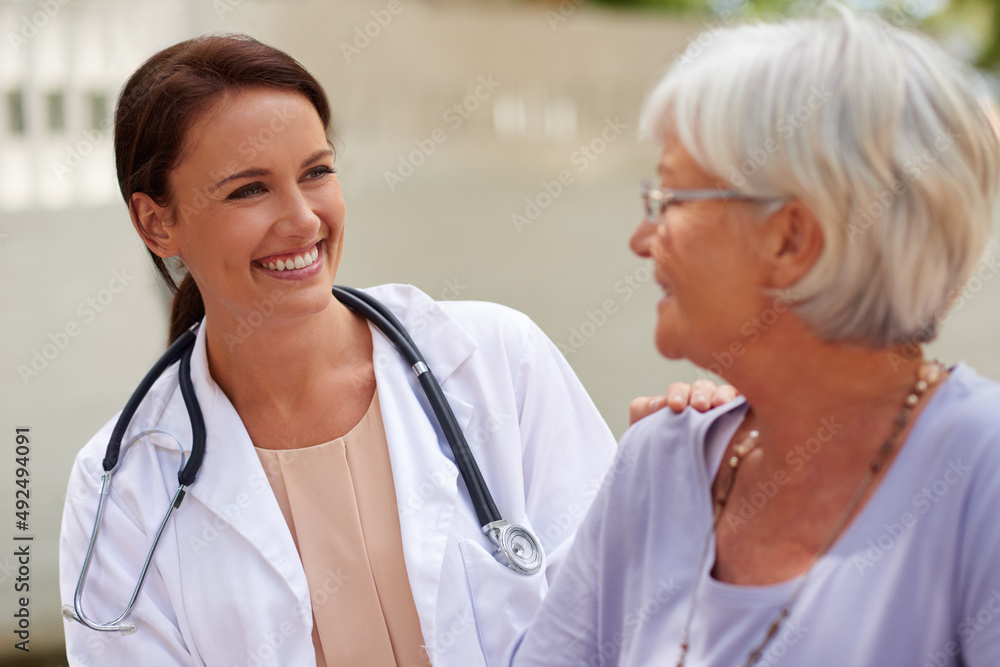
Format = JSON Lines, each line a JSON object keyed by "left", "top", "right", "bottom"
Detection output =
{"left": 211, "top": 149, "right": 334, "bottom": 191}
{"left": 300, "top": 148, "right": 333, "bottom": 168}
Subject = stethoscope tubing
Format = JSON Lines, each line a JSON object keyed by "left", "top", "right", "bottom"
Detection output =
{"left": 67, "top": 338, "right": 203, "bottom": 633}
{"left": 332, "top": 285, "right": 503, "bottom": 527}
{"left": 103, "top": 326, "right": 205, "bottom": 488}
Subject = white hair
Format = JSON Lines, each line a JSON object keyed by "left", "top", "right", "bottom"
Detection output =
{"left": 640, "top": 4, "right": 1000, "bottom": 347}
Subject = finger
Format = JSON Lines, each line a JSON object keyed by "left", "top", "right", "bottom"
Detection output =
{"left": 690, "top": 379, "right": 716, "bottom": 412}
{"left": 712, "top": 384, "right": 739, "bottom": 407}
{"left": 629, "top": 395, "right": 667, "bottom": 425}
{"left": 666, "top": 382, "right": 692, "bottom": 413}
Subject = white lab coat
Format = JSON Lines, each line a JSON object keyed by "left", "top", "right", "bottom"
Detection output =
{"left": 60, "top": 284, "right": 618, "bottom": 667}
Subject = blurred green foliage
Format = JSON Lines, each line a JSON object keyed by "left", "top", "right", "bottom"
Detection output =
{"left": 589, "top": 0, "right": 1000, "bottom": 70}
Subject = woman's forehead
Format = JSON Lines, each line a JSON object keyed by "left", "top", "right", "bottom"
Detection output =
{"left": 177, "top": 89, "right": 325, "bottom": 172}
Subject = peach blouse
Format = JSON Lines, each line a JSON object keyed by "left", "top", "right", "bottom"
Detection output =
{"left": 254, "top": 392, "right": 430, "bottom": 667}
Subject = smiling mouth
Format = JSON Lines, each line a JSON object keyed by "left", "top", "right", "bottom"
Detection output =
{"left": 253, "top": 242, "right": 321, "bottom": 272}
{"left": 655, "top": 272, "right": 673, "bottom": 298}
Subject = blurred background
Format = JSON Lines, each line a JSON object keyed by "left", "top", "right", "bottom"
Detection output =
{"left": 2, "top": 0, "right": 999, "bottom": 662}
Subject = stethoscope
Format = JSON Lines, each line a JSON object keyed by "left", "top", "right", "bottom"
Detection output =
{"left": 62, "top": 285, "right": 544, "bottom": 635}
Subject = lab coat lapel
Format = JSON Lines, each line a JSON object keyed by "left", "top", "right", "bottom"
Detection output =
{"left": 365, "top": 284, "right": 477, "bottom": 650}
{"left": 180, "top": 321, "right": 310, "bottom": 603}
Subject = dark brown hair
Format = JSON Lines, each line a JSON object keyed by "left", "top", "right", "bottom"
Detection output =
{"left": 114, "top": 34, "right": 331, "bottom": 344}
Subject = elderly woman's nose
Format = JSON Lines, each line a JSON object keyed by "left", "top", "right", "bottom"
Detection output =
{"left": 629, "top": 219, "right": 658, "bottom": 257}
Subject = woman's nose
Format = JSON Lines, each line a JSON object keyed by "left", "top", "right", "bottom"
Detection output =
{"left": 275, "top": 189, "right": 322, "bottom": 238}
{"left": 629, "top": 219, "right": 658, "bottom": 258}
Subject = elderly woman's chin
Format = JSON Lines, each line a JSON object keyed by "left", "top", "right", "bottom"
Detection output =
{"left": 653, "top": 300, "right": 730, "bottom": 370}
{"left": 652, "top": 305, "right": 701, "bottom": 363}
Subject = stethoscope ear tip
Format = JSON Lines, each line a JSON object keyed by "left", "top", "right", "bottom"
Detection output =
{"left": 61, "top": 604, "right": 138, "bottom": 635}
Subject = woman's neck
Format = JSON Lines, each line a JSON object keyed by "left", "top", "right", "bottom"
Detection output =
{"left": 721, "top": 323, "right": 930, "bottom": 477}
{"left": 201, "top": 299, "right": 373, "bottom": 417}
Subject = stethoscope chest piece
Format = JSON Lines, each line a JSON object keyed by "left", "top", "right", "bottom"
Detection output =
{"left": 484, "top": 520, "right": 544, "bottom": 575}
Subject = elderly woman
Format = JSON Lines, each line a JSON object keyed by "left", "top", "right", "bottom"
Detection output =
{"left": 509, "top": 7, "right": 1000, "bottom": 667}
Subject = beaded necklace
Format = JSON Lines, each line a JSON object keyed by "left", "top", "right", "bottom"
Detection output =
{"left": 675, "top": 361, "right": 945, "bottom": 667}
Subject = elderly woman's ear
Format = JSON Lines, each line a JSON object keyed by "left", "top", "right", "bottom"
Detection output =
{"left": 763, "top": 199, "right": 825, "bottom": 289}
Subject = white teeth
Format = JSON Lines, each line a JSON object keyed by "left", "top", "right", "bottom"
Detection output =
{"left": 263, "top": 245, "right": 320, "bottom": 272}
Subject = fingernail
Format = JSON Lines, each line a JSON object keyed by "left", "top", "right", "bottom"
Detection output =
{"left": 649, "top": 397, "right": 665, "bottom": 410}
{"left": 692, "top": 392, "right": 706, "bottom": 404}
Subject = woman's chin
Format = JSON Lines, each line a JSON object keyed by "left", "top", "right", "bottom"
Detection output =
{"left": 653, "top": 335, "right": 684, "bottom": 360}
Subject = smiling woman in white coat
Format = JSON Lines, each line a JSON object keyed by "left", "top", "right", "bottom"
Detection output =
{"left": 57, "top": 34, "right": 721, "bottom": 667}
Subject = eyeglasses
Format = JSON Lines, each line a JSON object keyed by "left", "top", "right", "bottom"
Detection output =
{"left": 640, "top": 180, "right": 779, "bottom": 224}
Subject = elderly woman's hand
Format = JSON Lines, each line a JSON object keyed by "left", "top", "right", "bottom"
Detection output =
{"left": 629, "top": 380, "right": 738, "bottom": 425}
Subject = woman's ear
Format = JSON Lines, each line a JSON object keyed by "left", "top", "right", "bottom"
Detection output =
{"left": 763, "top": 200, "right": 825, "bottom": 289}
{"left": 130, "top": 193, "right": 177, "bottom": 258}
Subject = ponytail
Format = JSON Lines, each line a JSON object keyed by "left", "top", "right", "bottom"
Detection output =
{"left": 169, "top": 272, "right": 205, "bottom": 344}
{"left": 138, "top": 231, "right": 204, "bottom": 346}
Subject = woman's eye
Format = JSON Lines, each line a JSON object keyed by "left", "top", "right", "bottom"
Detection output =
{"left": 227, "top": 183, "right": 265, "bottom": 200}
{"left": 306, "top": 166, "right": 336, "bottom": 179}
